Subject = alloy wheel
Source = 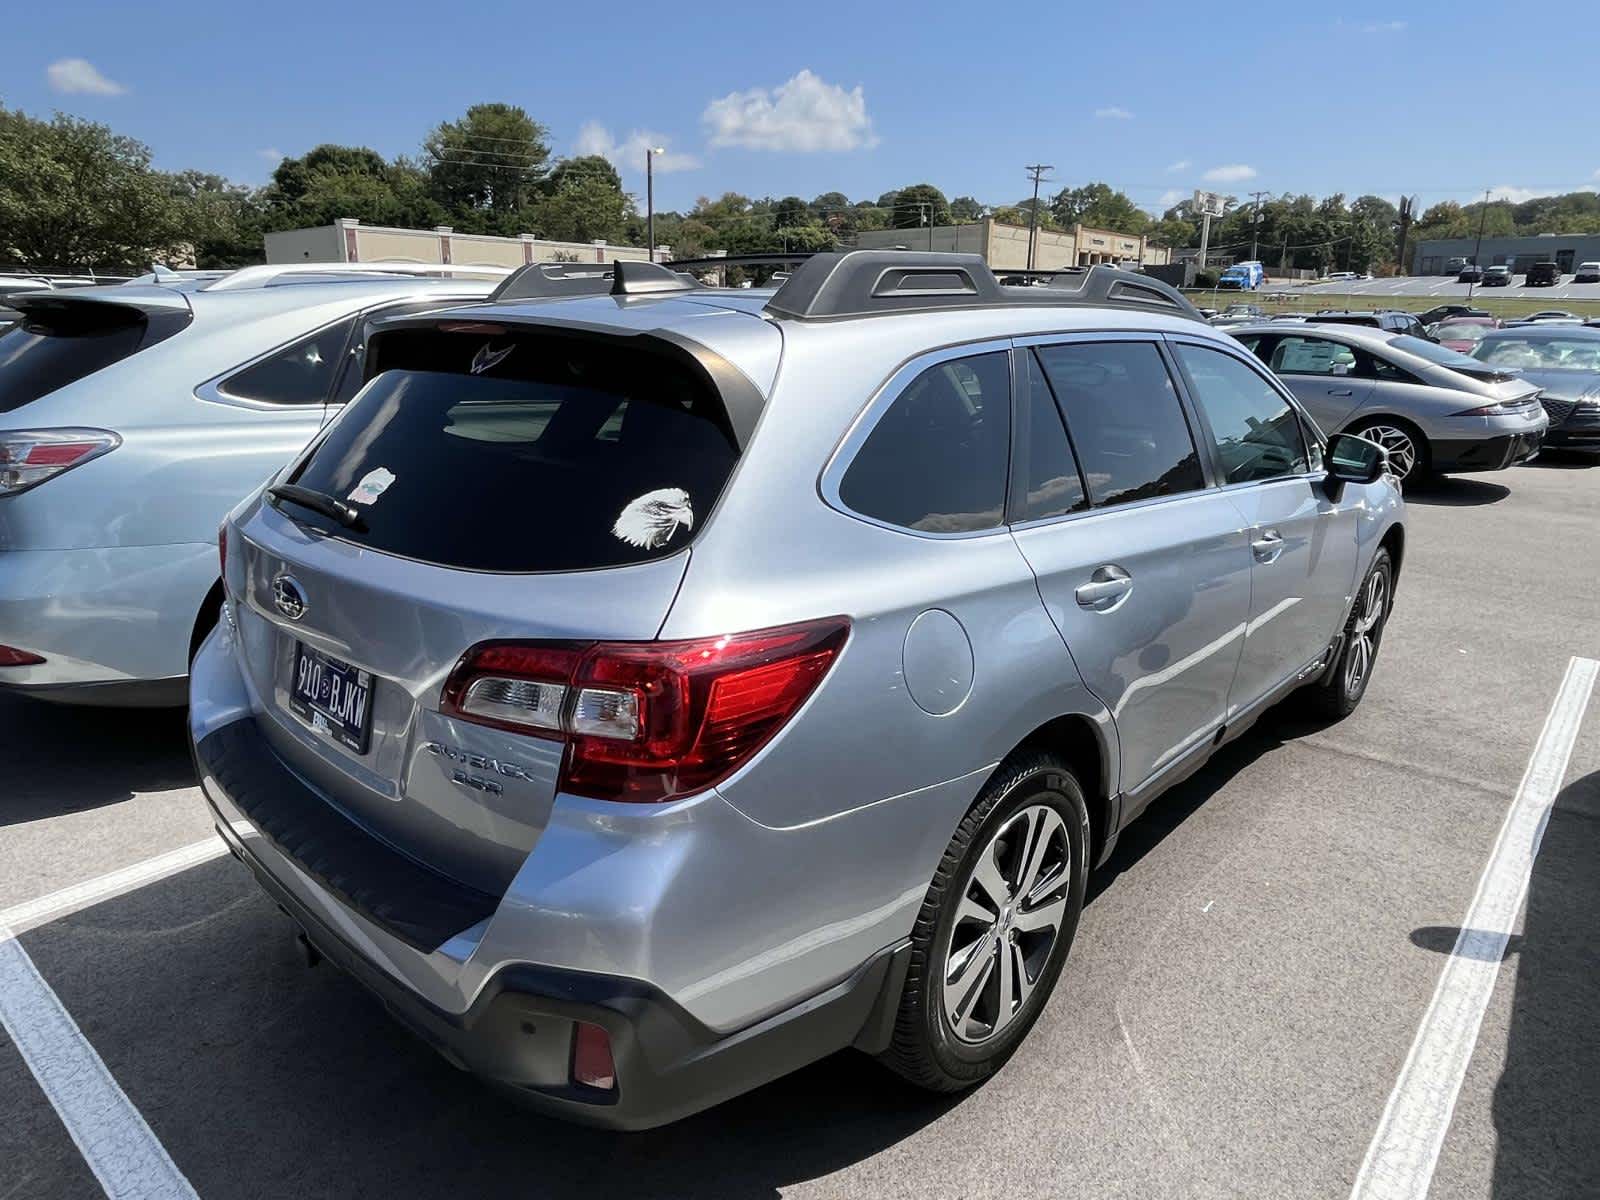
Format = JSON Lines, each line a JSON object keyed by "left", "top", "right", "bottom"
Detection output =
{"left": 942, "top": 804, "right": 1071, "bottom": 1045}
{"left": 1345, "top": 564, "right": 1388, "bottom": 697}
{"left": 1353, "top": 424, "right": 1419, "bottom": 481}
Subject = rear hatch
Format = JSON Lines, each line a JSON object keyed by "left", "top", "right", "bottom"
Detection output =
{"left": 229, "top": 314, "right": 761, "bottom": 896}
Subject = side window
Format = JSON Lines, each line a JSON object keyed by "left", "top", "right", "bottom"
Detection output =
{"left": 1035, "top": 341, "right": 1205, "bottom": 509}
{"left": 218, "top": 317, "right": 357, "bottom": 406}
{"left": 1268, "top": 335, "right": 1357, "bottom": 376}
{"left": 837, "top": 350, "right": 1010, "bottom": 533}
{"left": 329, "top": 299, "right": 472, "bottom": 406}
{"left": 1355, "top": 351, "right": 1421, "bottom": 384}
{"left": 1173, "top": 344, "right": 1309, "bottom": 485}
{"left": 1017, "top": 352, "right": 1088, "bottom": 521}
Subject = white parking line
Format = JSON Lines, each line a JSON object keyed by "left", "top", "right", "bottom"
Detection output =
{"left": 1349, "top": 655, "right": 1599, "bottom": 1200}
{"left": 0, "top": 840, "right": 224, "bottom": 1200}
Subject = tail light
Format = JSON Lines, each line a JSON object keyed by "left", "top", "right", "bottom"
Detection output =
{"left": 441, "top": 617, "right": 850, "bottom": 803}
{"left": 0, "top": 645, "right": 46, "bottom": 667}
{"left": 0, "top": 429, "right": 120, "bottom": 497}
{"left": 571, "top": 1022, "right": 616, "bottom": 1091}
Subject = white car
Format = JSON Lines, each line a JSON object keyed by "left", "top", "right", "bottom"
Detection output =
{"left": 1575, "top": 262, "right": 1600, "bottom": 284}
{"left": 1324, "top": 271, "right": 1358, "bottom": 282}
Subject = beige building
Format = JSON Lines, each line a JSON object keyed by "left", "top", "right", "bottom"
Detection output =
{"left": 854, "top": 219, "right": 1169, "bottom": 271}
{"left": 264, "top": 218, "right": 661, "bottom": 269}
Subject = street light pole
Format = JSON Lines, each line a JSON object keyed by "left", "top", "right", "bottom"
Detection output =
{"left": 646, "top": 147, "right": 665, "bottom": 262}
{"left": 1466, "top": 188, "right": 1490, "bottom": 303}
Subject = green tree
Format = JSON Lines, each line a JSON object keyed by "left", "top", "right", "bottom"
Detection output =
{"left": 949, "top": 195, "right": 985, "bottom": 222}
{"left": 546, "top": 154, "right": 621, "bottom": 194}
{"left": 533, "top": 175, "right": 632, "bottom": 244}
{"left": 889, "top": 183, "right": 950, "bottom": 229}
{"left": 424, "top": 103, "right": 549, "bottom": 217}
{"left": 773, "top": 195, "right": 810, "bottom": 228}
{"left": 167, "top": 170, "right": 264, "bottom": 268}
{"left": 1148, "top": 216, "right": 1196, "bottom": 248}
{"left": 0, "top": 106, "right": 188, "bottom": 270}
{"left": 1050, "top": 182, "right": 1148, "bottom": 234}
{"left": 259, "top": 145, "right": 445, "bottom": 232}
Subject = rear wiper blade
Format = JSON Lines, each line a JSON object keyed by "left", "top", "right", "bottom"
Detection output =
{"left": 267, "top": 484, "right": 365, "bottom": 530}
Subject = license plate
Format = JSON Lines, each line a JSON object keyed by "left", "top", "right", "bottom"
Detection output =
{"left": 289, "top": 643, "right": 374, "bottom": 754}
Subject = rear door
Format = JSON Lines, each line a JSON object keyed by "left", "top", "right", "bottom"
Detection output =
{"left": 1256, "top": 332, "right": 1373, "bottom": 430}
{"left": 230, "top": 319, "right": 751, "bottom": 894}
{"left": 1007, "top": 336, "right": 1251, "bottom": 806}
{"left": 1168, "top": 338, "right": 1358, "bottom": 716}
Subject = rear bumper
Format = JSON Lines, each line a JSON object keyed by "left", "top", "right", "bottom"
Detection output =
{"left": 1544, "top": 412, "right": 1600, "bottom": 452}
{"left": 1432, "top": 430, "right": 1545, "bottom": 473}
{"left": 0, "top": 542, "right": 214, "bottom": 697}
{"left": 201, "top": 745, "right": 909, "bottom": 1129}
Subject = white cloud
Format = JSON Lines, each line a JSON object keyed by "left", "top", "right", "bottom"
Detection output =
{"left": 574, "top": 123, "right": 700, "bottom": 174}
{"left": 1486, "top": 183, "right": 1596, "bottom": 203}
{"left": 1094, "top": 106, "right": 1134, "bottom": 120}
{"left": 1592, "top": 167, "right": 1600, "bottom": 180}
{"left": 257, "top": 148, "right": 284, "bottom": 165}
{"left": 46, "top": 57, "right": 126, "bottom": 96}
{"left": 1157, "top": 189, "right": 1187, "bottom": 209}
{"left": 1202, "top": 164, "right": 1257, "bottom": 184}
{"left": 703, "top": 69, "right": 877, "bottom": 152}
{"left": 1166, "top": 159, "right": 1191, "bottom": 173}
{"left": 1360, "top": 20, "right": 1407, "bottom": 33}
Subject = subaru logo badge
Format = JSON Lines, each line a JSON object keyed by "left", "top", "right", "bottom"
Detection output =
{"left": 272, "top": 574, "right": 307, "bottom": 622}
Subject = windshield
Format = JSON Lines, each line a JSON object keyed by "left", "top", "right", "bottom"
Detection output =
{"left": 1472, "top": 337, "right": 1600, "bottom": 371}
{"left": 1432, "top": 322, "right": 1490, "bottom": 343}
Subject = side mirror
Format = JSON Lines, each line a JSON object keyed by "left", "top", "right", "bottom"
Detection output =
{"left": 1326, "top": 432, "right": 1386, "bottom": 490}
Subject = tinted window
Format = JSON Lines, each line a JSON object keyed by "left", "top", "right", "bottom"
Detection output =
{"left": 1017, "top": 352, "right": 1087, "bottom": 521}
{"left": 1035, "top": 342, "right": 1204, "bottom": 508}
{"left": 219, "top": 317, "right": 356, "bottom": 406}
{"left": 0, "top": 310, "right": 147, "bottom": 413}
{"left": 839, "top": 351, "right": 1010, "bottom": 533}
{"left": 1267, "top": 335, "right": 1356, "bottom": 376}
{"left": 1175, "top": 344, "right": 1308, "bottom": 484}
{"left": 284, "top": 331, "right": 738, "bottom": 572}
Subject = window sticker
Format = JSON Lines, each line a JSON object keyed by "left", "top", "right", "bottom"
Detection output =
{"left": 348, "top": 467, "right": 396, "bottom": 506}
{"left": 612, "top": 487, "right": 694, "bottom": 550}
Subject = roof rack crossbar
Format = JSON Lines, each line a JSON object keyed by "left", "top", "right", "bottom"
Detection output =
{"left": 488, "top": 261, "right": 616, "bottom": 302}
{"left": 763, "top": 252, "right": 1201, "bottom": 322}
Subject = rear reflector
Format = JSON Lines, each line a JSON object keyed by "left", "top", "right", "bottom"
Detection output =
{"left": 440, "top": 617, "right": 850, "bottom": 803}
{"left": 0, "top": 645, "right": 46, "bottom": 667}
{"left": 572, "top": 1022, "right": 616, "bottom": 1092}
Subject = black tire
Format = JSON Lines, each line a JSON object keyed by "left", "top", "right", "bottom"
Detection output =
{"left": 881, "top": 752, "right": 1089, "bottom": 1092}
{"left": 1346, "top": 419, "right": 1430, "bottom": 485}
{"left": 1301, "top": 547, "right": 1393, "bottom": 720}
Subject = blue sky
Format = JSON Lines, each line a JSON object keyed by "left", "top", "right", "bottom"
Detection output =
{"left": 6, "top": 0, "right": 1598, "bottom": 217}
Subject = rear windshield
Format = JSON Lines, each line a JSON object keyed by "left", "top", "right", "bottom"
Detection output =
{"left": 281, "top": 331, "right": 739, "bottom": 572}
{"left": 0, "top": 307, "right": 148, "bottom": 413}
{"left": 1388, "top": 335, "right": 1483, "bottom": 367}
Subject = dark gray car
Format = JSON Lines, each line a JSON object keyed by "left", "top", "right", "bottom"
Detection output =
{"left": 1471, "top": 326, "right": 1600, "bottom": 454}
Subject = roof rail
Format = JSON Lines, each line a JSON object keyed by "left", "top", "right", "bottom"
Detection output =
{"left": 489, "top": 261, "right": 615, "bottom": 303}
{"left": 199, "top": 262, "right": 511, "bottom": 292}
{"left": 763, "top": 251, "right": 1202, "bottom": 322}
{"left": 610, "top": 259, "right": 704, "bottom": 296}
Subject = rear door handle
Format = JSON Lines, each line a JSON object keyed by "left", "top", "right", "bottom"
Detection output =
{"left": 1328, "top": 387, "right": 1354, "bottom": 396}
{"left": 1075, "top": 565, "right": 1133, "bottom": 609}
{"left": 1251, "top": 529, "right": 1285, "bottom": 563}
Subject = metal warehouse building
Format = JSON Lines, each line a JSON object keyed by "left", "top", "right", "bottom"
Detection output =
{"left": 854, "top": 219, "right": 1170, "bottom": 271}
{"left": 1413, "top": 233, "right": 1600, "bottom": 275}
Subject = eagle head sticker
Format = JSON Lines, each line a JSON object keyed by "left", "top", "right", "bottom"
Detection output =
{"left": 612, "top": 488, "right": 694, "bottom": 550}
{"left": 470, "top": 341, "right": 516, "bottom": 375}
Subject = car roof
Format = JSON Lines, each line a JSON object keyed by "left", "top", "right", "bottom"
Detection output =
{"left": 1481, "top": 324, "right": 1600, "bottom": 340}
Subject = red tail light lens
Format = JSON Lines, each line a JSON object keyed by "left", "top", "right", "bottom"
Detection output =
{"left": 0, "top": 429, "right": 120, "bottom": 497}
{"left": 440, "top": 617, "right": 850, "bottom": 803}
{"left": 0, "top": 645, "right": 47, "bottom": 667}
{"left": 572, "top": 1021, "right": 616, "bottom": 1091}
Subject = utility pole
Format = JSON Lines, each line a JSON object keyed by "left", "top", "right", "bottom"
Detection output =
{"left": 1024, "top": 163, "right": 1053, "bottom": 272}
{"left": 645, "top": 147, "right": 665, "bottom": 262}
{"left": 1394, "top": 194, "right": 1415, "bottom": 277}
{"left": 1248, "top": 190, "right": 1268, "bottom": 262}
{"left": 1467, "top": 188, "right": 1490, "bottom": 302}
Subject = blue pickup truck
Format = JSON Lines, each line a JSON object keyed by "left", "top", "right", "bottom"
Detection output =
{"left": 1218, "top": 261, "right": 1266, "bottom": 290}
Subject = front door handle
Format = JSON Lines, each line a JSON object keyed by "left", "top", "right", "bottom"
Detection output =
{"left": 1328, "top": 387, "right": 1354, "bottom": 396}
{"left": 1251, "top": 529, "right": 1285, "bottom": 563}
{"left": 1075, "top": 564, "right": 1133, "bottom": 609}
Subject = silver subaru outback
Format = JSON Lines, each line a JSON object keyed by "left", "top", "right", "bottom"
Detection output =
{"left": 191, "top": 253, "right": 1405, "bottom": 1129}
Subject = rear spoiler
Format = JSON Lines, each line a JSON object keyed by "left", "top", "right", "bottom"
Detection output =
{"left": 14, "top": 287, "right": 193, "bottom": 341}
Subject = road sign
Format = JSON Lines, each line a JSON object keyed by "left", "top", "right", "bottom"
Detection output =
{"left": 1193, "top": 190, "right": 1226, "bottom": 218}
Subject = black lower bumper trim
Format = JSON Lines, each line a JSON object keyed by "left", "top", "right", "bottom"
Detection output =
{"left": 195, "top": 719, "right": 500, "bottom": 953}
{"left": 1432, "top": 431, "right": 1544, "bottom": 473}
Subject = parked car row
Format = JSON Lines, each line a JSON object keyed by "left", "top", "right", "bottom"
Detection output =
{"left": 5, "top": 252, "right": 1406, "bottom": 1130}
{"left": 1457, "top": 261, "right": 1596, "bottom": 287}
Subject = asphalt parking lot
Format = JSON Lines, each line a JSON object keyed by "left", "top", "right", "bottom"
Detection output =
{"left": 3, "top": 457, "right": 1599, "bottom": 1200}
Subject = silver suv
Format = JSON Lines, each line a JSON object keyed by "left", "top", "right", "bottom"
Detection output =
{"left": 191, "top": 253, "right": 1405, "bottom": 1129}
{"left": 0, "top": 266, "right": 498, "bottom": 705}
